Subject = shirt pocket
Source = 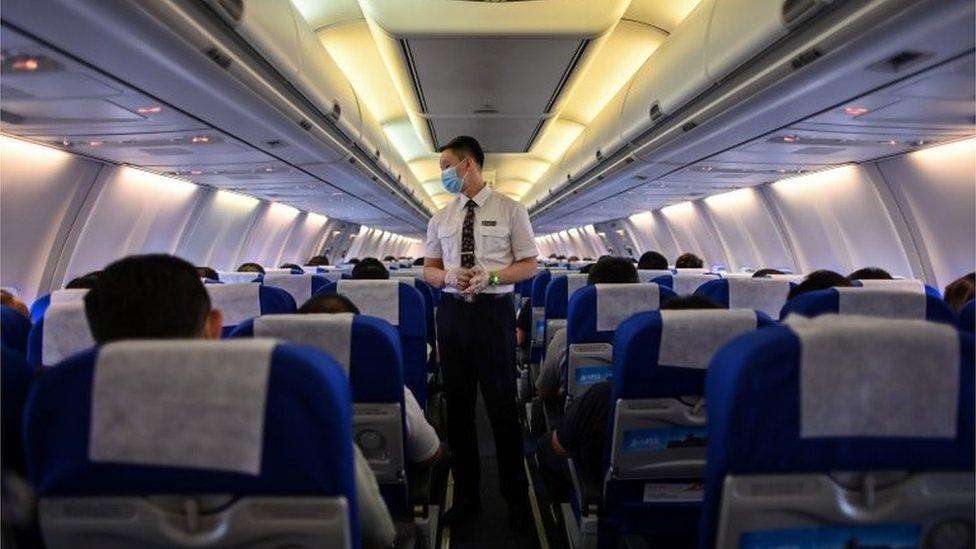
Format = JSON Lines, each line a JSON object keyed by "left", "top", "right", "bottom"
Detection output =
{"left": 437, "top": 222, "right": 460, "bottom": 260}
{"left": 480, "top": 224, "right": 511, "bottom": 256}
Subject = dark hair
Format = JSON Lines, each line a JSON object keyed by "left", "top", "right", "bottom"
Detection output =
{"left": 548, "top": 254, "right": 558, "bottom": 259}
{"left": 638, "top": 251, "right": 669, "bottom": 271}
{"left": 351, "top": 257, "right": 389, "bottom": 280}
{"left": 307, "top": 255, "right": 330, "bottom": 267}
{"left": 298, "top": 293, "right": 360, "bottom": 315}
{"left": 568, "top": 256, "right": 580, "bottom": 262}
{"left": 348, "top": 258, "right": 361, "bottom": 264}
{"left": 944, "top": 272, "right": 976, "bottom": 313}
{"left": 660, "top": 295, "right": 720, "bottom": 310}
{"left": 413, "top": 257, "right": 425, "bottom": 266}
{"left": 579, "top": 263, "right": 594, "bottom": 274}
{"left": 237, "top": 262, "right": 265, "bottom": 274}
{"left": 383, "top": 256, "right": 396, "bottom": 262}
{"left": 438, "top": 135, "right": 485, "bottom": 168}
{"left": 582, "top": 257, "right": 593, "bottom": 261}
{"left": 279, "top": 263, "right": 302, "bottom": 270}
{"left": 65, "top": 271, "right": 100, "bottom": 290}
{"left": 752, "top": 268, "right": 784, "bottom": 278}
{"left": 557, "top": 255, "right": 567, "bottom": 260}
{"left": 85, "top": 255, "right": 211, "bottom": 343}
{"left": 587, "top": 257, "right": 639, "bottom": 285}
{"left": 788, "top": 270, "right": 853, "bottom": 300}
{"left": 848, "top": 267, "right": 893, "bottom": 280}
{"left": 197, "top": 267, "right": 219, "bottom": 281}
{"left": 674, "top": 253, "right": 704, "bottom": 269}
{"left": 597, "top": 255, "right": 611, "bottom": 262}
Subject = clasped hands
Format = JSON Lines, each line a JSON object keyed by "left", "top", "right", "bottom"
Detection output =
{"left": 444, "top": 266, "right": 490, "bottom": 295}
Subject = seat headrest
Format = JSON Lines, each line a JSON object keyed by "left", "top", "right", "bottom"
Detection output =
{"left": 658, "top": 309, "right": 762, "bottom": 369}
{"left": 781, "top": 287, "right": 954, "bottom": 324}
{"left": 205, "top": 283, "right": 261, "bottom": 326}
{"left": 254, "top": 313, "right": 354, "bottom": 373}
{"left": 216, "top": 272, "right": 261, "bottom": 284}
{"left": 50, "top": 289, "right": 89, "bottom": 304}
{"left": 697, "top": 278, "right": 793, "bottom": 318}
{"left": 336, "top": 280, "right": 400, "bottom": 325}
{"left": 636, "top": 269, "right": 673, "bottom": 283}
{"left": 41, "top": 302, "right": 94, "bottom": 366}
{"left": 261, "top": 273, "right": 330, "bottom": 305}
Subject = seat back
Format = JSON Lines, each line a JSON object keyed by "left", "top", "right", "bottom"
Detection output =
{"left": 529, "top": 271, "right": 553, "bottom": 362}
{"left": 565, "top": 284, "right": 677, "bottom": 400}
{"left": 205, "top": 283, "right": 297, "bottom": 336}
{"left": 960, "top": 299, "right": 975, "bottom": 333}
{"left": 261, "top": 273, "right": 332, "bottom": 306}
{"left": 215, "top": 271, "right": 261, "bottom": 284}
{"left": 701, "top": 316, "right": 974, "bottom": 549}
{"left": 695, "top": 278, "right": 794, "bottom": 318}
{"left": 262, "top": 267, "right": 304, "bottom": 275}
{"left": 1, "top": 305, "right": 30, "bottom": 355}
{"left": 27, "top": 301, "right": 95, "bottom": 368}
{"left": 854, "top": 277, "right": 942, "bottom": 299}
{"left": 543, "top": 274, "right": 589, "bottom": 352}
{"left": 637, "top": 269, "right": 674, "bottom": 283}
{"left": 651, "top": 273, "right": 720, "bottom": 296}
{"left": 780, "top": 286, "right": 955, "bottom": 325}
{"left": 314, "top": 280, "right": 428, "bottom": 407}
{"left": 29, "top": 289, "right": 88, "bottom": 324}
{"left": 26, "top": 340, "right": 358, "bottom": 549}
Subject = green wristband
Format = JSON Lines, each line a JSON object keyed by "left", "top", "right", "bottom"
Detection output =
{"left": 488, "top": 271, "right": 500, "bottom": 287}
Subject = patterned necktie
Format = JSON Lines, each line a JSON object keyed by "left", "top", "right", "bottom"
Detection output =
{"left": 460, "top": 200, "right": 476, "bottom": 269}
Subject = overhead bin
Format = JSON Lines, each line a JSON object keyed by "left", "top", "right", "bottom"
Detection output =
{"left": 576, "top": 83, "right": 631, "bottom": 175}
{"left": 705, "top": 0, "right": 796, "bottom": 80}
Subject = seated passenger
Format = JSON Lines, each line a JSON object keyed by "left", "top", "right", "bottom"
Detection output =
{"left": 548, "top": 254, "right": 558, "bottom": 259}
{"left": 196, "top": 266, "right": 219, "bottom": 281}
{"left": 674, "top": 253, "right": 704, "bottom": 269}
{"left": 567, "top": 256, "right": 580, "bottom": 262}
{"left": 557, "top": 255, "right": 567, "bottom": 261}
{"left": 348, "top": 258, "right": 361, "bottom": 264}
{"left": 236, "top": 262, "right": 265, "bottom": 274}
{"left": 637, "top": 251, "right": 669, "bottom": 271}
{"left": 65, "top": 271, "right": 100, "bottom": 290}
{"left": 279, "top": 263, "right": 302, "bottom": 271}
{"left": 306, "top": 255, "right": 330, "bottom": 267}
{"left": 536, "top": 295, "right": 720, "bottom": 501}
{"left": 848, "top": 266, "right": 893, "bottom": 280}
{"left": 84, "top": 254, "right": 396, "bottom": 548}
{"left": 412, "top": 257, "right": 425, "bottom": 267}
{"left": 298, "top": 293, "right": 443, "bottom": 467}
{"left": 516, "top": 298, "right": 532, "bottom": 353}
{"left": 582, "top": 257, "right": 593, "bottom": 261}
{"left": 944, "top": 272, "right": 975, "bottom": 313}
{"left": 351, "top": 257, "right": 390, "bottom": 280}
{"left": 535, "top": 257, "right": 638, "bottom": 404}
{"left": 787, "top": 269, "right": 853, "bottom": 300}
{"left": 1, "top": 290, "right": 29, "bottom": 319}
{"left": 751, "top": 268, "right": 784, "bottom": 278}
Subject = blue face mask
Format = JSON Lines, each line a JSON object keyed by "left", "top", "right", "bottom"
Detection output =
{"left": 441, "top": 163, "right": 465, "bottom": 194}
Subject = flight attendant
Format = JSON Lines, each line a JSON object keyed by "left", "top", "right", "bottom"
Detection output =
{"left": 423, "top": 136, "right": 538, "bottom": 530}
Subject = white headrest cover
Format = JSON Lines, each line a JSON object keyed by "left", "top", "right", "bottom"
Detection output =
{"left": 672, "top": 273, "right": 718, "bottom": 296}
{"left": 789, "top": 315, "right": 959, "bottom": 438}
{"left": 566, "top": 274, "right": 589, "bottom": 304}
{"left": 217, "top": 271, "right": 260, "bottom": 284}
{"left": 42, "top": 302, "right": 94, "bottom": 366}
{"left": 89, "top": 339, "right": 275, "bottom": 474}
{"left": 262, "top": 274, "right": 313, "bottom": 305}
{"left": 596, "top": 284, "right": 660, "bottom": 331}
{"left": 263, "top": 268, "right": 294, "bottom": 275}
{"left": 50, "top": 288, "right": 88, "bottom": 303}
{"left": 767, "top": 274, "right": 806, "bottom": 283}
{"left": 675, "top": 268, "right": 709, "bottom": 274}
{"left": 254, "top": 313, "right": 353, "bottom": 374}
{"left": 659, "top": 309, "right": 757, "bottom": 369}
{"left": 856, "top": 279, "right": 926, "bottom": 293}
{"left": 727, "top": 277, "right": 792, "bottom": 318}
{"left": 837, "top": 286, "right": 926, "bottom": 319}
{"left": 390, "top": 270, "right": 421, "bottom": 279}
{"left": 719, "top": 273, "right": 755, "bottom": 280}
{"left": 637, "top": 269, "right": 673, "bottom": 283}
{"left": 206, "top": 283, "right": 261, "bottom": 326}
{"left": 337, "top": 280, "right": 400, "bottom": 326}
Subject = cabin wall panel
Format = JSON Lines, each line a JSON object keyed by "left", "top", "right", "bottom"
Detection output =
{"left": 659, "top": 202, "right": 725, "bottom": 268}
{"left": 280, "top": 212, "right": 330, "bottom": 265}
{"left": 238, "top": 202, "right": 302, "bottom": 267}
{"left": 702, "top": 187, "right": 794, "bottom": 272}
{"left": 178, "top": 191, "right": 263, "bottom": 270}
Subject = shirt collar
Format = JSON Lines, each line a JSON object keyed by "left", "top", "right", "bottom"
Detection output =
{"left": 457, "top": 184, "right": 492, "bottom": 208}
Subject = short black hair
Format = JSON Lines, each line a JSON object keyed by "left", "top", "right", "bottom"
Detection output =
{"left": 298, "top": 293, "right": 360, "bottom": 315}
{"left": 197, "top": 266, "right": 219, "bottom": 281}
{"left": 439, "top": 135, "right": 484, "bottom": 168}
{"left": 237, "top": 262, "right": 265, "bottom": 274}
{"left": 307, "top": 255, "right": 330, "bottom": 267}
{"left": 85, "top": 255, "right": 211, "bottom": 343}
{"left": 674, "top": 253, "right": 704, "bottom": 269}
{"left": 579, "top": 263, "right": 594, "bottom": 274}
{"left": 568, "top": 256, "right": 580, "bottom": 262}
{"left": 383, "top": 256, "right": 396, "bottom": 262}
{"left": 660, "top": 295, "right": 720, "bottom": 310}
{"left": 587, "top": 256, "right": 639, "bottom": 285}
{"left": 413, "top": 257, "right": 425, "bottom": 266}
{"left": 638, "top": 251, "right": 669, "bottom": 270}
{"left": 752, "top": 268, "right": 784, "bottom": 278}
{"left": 65, "top": 271, "right": 100, "bottom": 290}
{"left": 788, "top": 270, "right": 853, "bottom": 300}
{"left": 351, "top": 257, "right": 389, "bottom": 280}
{"left": 548, "top": 254, "right": 558, "bottom": 259}
{"left": 347, "top": 258, "right": 361, "bottom": 264}
{"left": 280, "top": 263, "right": 302, "bottom": 270}
{"left": 848, "top": 267, "right": 893, "bottom": 280}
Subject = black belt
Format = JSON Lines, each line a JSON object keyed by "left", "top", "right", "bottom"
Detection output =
{"left": 443, "top": 292, "right": 513, "bottom": 303}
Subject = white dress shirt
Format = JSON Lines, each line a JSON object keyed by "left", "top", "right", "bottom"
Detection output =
{"left": 425, "top": 185, "right": 538, "bottom": 294}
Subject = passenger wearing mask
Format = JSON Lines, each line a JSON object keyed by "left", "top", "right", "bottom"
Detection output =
{"left": 637, "top": 251, "right": 669, "bottom": 271}
{"left": 236, "top": 262, "right": 264, "bottom": 274}
{"left": 674, "top": 253, "right": 704, "bottom": 269}
{"left": 351, "top": 257, "right": 390, "bottom": 280}
{"left": 787, "top": 269, "right": 853, "bottom": 300}
{"left": 944, "top": 272, "right": 975, "bottom": 313}
{"left": 83, "top": 254, "right": 397, "bottom": 549}
{"left": 848, "top": 267, "right": 893, "bottom": 280}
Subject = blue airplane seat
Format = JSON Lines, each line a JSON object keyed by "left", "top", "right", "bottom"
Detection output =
{"left": 694, "top": 277, "right": 795, "bottom": 319}
{"left": 1, "top": 305, "right": 31, "bottom": 355}
{"left": 960, "top": 299, "right": 975, "bottom": 333}
{"left": 24, "top": 340, "right": 359, "bottom": 549}
{"left": 260, "top": 273, "right": 333, "bottom": 307}
{"left": 529, "top": 271, "right": 553, "bottom": 364}
{"left": 650, "top": 273, "right": 719, "bottom": 297}
{"left": 780, "top": 286, "right": 955, "bottom": 325}
{"left": 205, "top": 283, "right": 297, "bottom": 337}
{"left": 3, "top": 346, "right": 32, "bottom": 476}
{"left": 410, "top": 278, "right": 438, "bottom": 373}
{"left": 542, "top": 273, "right": 590, "bottom": 356}
{"left": 27, "top": 302, "right": 94, "bottom": 368}
{"left": 28, "top": 288, "right": 89, "bottom": 325}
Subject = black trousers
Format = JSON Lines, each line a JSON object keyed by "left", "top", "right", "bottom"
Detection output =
{"left": 437, "top": 293, "right": 528, "bottom": 505}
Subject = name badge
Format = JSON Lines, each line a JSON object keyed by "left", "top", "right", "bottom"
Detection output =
{"left": 481, "top": 220, "right": 497, "bottom": 227}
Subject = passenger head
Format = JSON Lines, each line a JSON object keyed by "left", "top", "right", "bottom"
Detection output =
{"left": 413, "top": 257, "right": 425, "bottom": 266}
{"left": 196, "top": 266, "right": 219, "bottom": 281}
{"left": 674, "top": 253, "right": 704, "bottom": 269}
{"left": 298, "top": 293, "right": 360, "bottom": 315}
{"left": 351, "top": 257, "right": 389, "bottom": 280}
{"left": 848, "top": 267, "right": 893, "bottom": 280}
{"left": 65, "top": 271, "right": 100, "bottom": 290}
{"left": 279, "top": 263, "right": 302, "bottom": 271}
{"left": 579, "top": 263, "right": 594, "bottom": 274}
{"left": 557, "top": 255, "right": 567, "bottom": 260}
{"left": 587, "top": 256, "right": 639, "bottom": 285}
{"left": 383, "top": 255, "right": 396, "bottom": 262}
{"left": 568, "top": 256, "right": 580, "bottom": 262}
{"left": 597, "top": 255, "right": 611, "bottom": 262}
{"left": 85, "top": 255, "right": 222, "bottom": 343}
{"left": 944, "top": 272, "right": 976, "bottom": 313}
{"left": 582, "top": 257, "right": 593, "bottom": 261}
{"left": 752, "top": 268, "right": 784, "bottom": 278}
{"left": 638, "top": 251, "right": 668, "bottom": 270}
{"left": 787, "top": 269, "right": 853, "bottom": 300}
{"left": 237, "top": 262, "right": 265, "bottom": 274}
{"left": 0, "top": 290, "right": 29, "bottom": 319}
{"left": 306, "top": 255, "right": 330, "bottom": 267}
{"left": 659, "top": 295, "right": 720, "bottom": 310}
{"left": 548, "top": 254, "right": 558, "bottom": 259}
{"left": 347, "top": 258, "right": 361, "bottom": 264}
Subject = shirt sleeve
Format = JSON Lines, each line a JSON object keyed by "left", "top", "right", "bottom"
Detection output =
{"left": 509, "top": 203, "right": 538, "bottom": 261}
{"left": 555, "top": 381, "right": 612, "bottom": 454}
{"left": 403, "top": 388, "right": 441, "bottom": 463}
{"left": 424, "top": 215, "right": 442, "bottom": 259}
{"left": 353, "top": 446, "right": 396, "bottom": 548}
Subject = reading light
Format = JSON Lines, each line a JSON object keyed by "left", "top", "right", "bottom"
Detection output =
{"left": 88, "top": 141, "right": 103, "bottom": 147}
{"left": 782, "top": 135, "right": 798, "bottom": 143}
{"left": 880, "top": 140, "right": 899, "bottom": 146}
{"left": 191, "top": 136, "right": 211, "bottom": 144}
{"left": 10, "top": 57, "right": 39, "bottom": 71}
{"left": 843, "top": 106, "right": 868, "bottom": 116}
{"left": 136, "top": 106, "right": 163, "bottom": 115}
